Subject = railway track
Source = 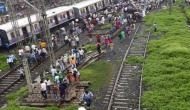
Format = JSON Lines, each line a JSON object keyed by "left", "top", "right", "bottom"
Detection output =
{"left": 102, "top": 24, "right": 151, "bottom": 110}
{"left": 0, "top": 43, "right": 69, "bottom": 95}
{"left": 0, "top": 11, "right": 115, "bottom": 108}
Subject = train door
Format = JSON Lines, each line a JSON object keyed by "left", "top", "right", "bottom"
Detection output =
{"left": 95, "top": 3, "right": 98, "bottom": 11}
{"left": 54, "top": 16, "right": 59, "bottom": 24}
{"left": 86, "top": 7, "right": 90, "bottom": 15}
{"left": 66, "top": 11, "right": 70, "bottom": 19}
{"left": 22, "top": 27, "right": 29, "bottom": 37}
{"left": 109, "top": 0, "right": 112, "bottom": 4}
{"left": 102, "top": 1, "right": 105, "bottom": 7}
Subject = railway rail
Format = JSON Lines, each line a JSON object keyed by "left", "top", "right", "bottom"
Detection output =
{"left": 0, "top": 43, "right": 69, "bottom": 95}
{"left": 103, "top": 24, "right": 151, "bottom": 110}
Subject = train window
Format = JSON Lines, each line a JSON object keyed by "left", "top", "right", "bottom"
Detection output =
{"left": 90, "top": 5, "right": 94, "bottom": 10}
{"left": 50, "top": 19, "right": 53, "bottom": 23}
{"left": 17, "top": 31, "right": 20, "bottom": 37}
{"left": 70, "top": 11, "right": 73, "bottom": 16}
{"left": 60, "top": 15, "right": 63, "bottom": 19}
{"left": 62, "top": 14, "right": 65, "bottom": 18}
{"left": 81, "top": 8, "right": 85, "bottom": 13}
{"left": 98, "top": 2, "right": 102, "bottom": 7}
{"left": 10, "top": 32, "right": 15, "bottom": 39}
{"left": 34, "top": 24, "right": 38, "bottom": 30}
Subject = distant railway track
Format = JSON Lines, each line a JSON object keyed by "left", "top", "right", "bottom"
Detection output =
{"left": 103, "top": 24, "right": 151, "bottom": 110}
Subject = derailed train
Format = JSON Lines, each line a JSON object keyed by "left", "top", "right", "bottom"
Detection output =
{"left": 0, "top": 0, "right": 114, "bottom": 47}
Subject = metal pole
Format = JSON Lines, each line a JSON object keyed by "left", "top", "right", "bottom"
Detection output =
{"left": 26, "top": 4, "right": 36, "bottom": 43}
{"left": 6, "top": 0, "right": 20, "bottom": 45}
{"left": 23, "top": 0, "right": 56, "bottom": 65}
{"left": 40, "top": 0, "right": 56, "bottom": 66}
{"left": 22, "top": 55, "right": 32, "bottom": 93}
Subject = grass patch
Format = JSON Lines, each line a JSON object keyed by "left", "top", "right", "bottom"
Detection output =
{"left": 142, "top": 5, "right": 190, "bottom": 110}
{"left": 125, "top": 56, "right": 144, "bottom": 65}
{"left": 84, "top": 44, "right": 96, "bottom": 53}
{"left": 80, "top": 60, "right": 113, "bottom": 91}
{"left": 0, "top": 54, "right": 9, "bottom": 72}
{"left": 2, "top": 87, "right": 36, "bottom": 110}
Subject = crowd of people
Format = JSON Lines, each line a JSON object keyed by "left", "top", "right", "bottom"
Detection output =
{"left": 3, "top": 0, "right": 165, "bottom": 109}
{"left": 37, "top": 0, "right": 147, "bottom": 108}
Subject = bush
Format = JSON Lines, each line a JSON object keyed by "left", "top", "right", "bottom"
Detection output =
{"left": 142, "top": 6, "right": 190, "bottom": 110}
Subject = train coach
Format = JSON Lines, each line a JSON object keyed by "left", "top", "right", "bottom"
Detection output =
{"left": 0, "top": 5, "right": 74, "bottom": 47}
{"left": 0, "top": 0, "right": 113, "bottom": 47}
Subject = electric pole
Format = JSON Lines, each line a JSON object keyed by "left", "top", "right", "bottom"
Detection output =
{"left": 22, "top": 53, "right": 33, "bottom": 93}
{"left": 25, "top": 2, "right": 36, "bottom": 43}
{"left": 6, "top": 0, "right": 20, "bottom": 45}
{"left": 23, "top": 0, "right": 56, "bottom": 65}
{"left": 40, "top": 0, "right": 56, "bottom": 66}
{"left": 6, "top": 0, "right": 33, "bottom": 93}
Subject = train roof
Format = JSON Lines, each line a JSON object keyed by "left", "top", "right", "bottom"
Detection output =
{"left": 0, "top": 6, "right": 72, "bottom": 32}
{"left": 73, "top": 0, "right": 102, "bottom": 9}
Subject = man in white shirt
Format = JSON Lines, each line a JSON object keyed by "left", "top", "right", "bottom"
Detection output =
{"left": 74, "top": 35, "right": 79, "bottom": 46}
{"left": 79, "top": 48, "right": 84, "bottom": 59}
{"left": 45, "top": 78, "right": 51, "bottom": 94}
{"left": 64, "top": 35, "right": 69, "bottom": 45}
{"left": 18, "top": 48, "right": 24, "bottom": 59}
{"left": 7, "top": 56, "right": 14, "bottom": 69}
{"left": 31, "top": 44, "right": 36, "bottom": 50}
{"left": 25, "top": 45, "right": 30, "bottom": 52}
{"left": 51, "top": 66, "right": 57, "bottom": 78}
{"left": 40, "top": 81, "right": 47, "bottom": 99}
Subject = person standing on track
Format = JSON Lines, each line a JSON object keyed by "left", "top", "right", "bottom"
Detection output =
{"left": 7, "top": 56, "right": 14, "bottom": 69}
{"left": 40, "top": 80, "right": 47, "bottom": 100}
{"left": 96, "top": 42, "right": 101, "bottom": 54}
{"left": 81, "top": 90, "right": 94, "bottom": 107}
{"left": 18, "top": 67, "right": 24, "bottom": 80}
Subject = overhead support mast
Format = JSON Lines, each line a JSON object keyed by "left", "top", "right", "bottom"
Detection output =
{"left": 23, "top": 0, "right": 56, "bottom": 65}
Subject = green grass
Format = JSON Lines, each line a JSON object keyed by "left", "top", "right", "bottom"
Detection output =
{"left": 80, "top": 60, "right": 113, "bottom": 91}
{"left": 84, "top": 44, "right": 96, "bottom": 53}
{"left": 125, "top": 56, "right": 144, "bottom": 65}
{"left": 1, "top": 87, "right": 37, "bottom": 110}
{"left": 0, "top": 54, "right": 9, "bottom": 72}
{"left": 142, "top": 5, "right": 190, "bottom": 110}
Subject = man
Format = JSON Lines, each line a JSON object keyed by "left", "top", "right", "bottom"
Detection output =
{"left": 51, "top": 66, "right": 57, "bottom": 78}
{"left": 59, "top": 80, "right": 68, "bottom": 99}
{"left": 18, "top": 48, "right": 24, "bottom": 59}
{"left": 74, "top": 35, "right": 80, "bottom": 46}
{"left": 18, "top": 68, "right": 24, "bottom": 80}
{"left": 40, "top": 80, "right": 47, "bottom": 99}
{"left": 79, "top": 48, "right": 85, "bottom": 59}
{"left": 81, "top": 90, "right": 94, "bottom": 107}
{"left": 44, "top": 78, "right": 51, "bottom": 94}
{"left": 7, "top": 56, "right": 14, "bottom": 69}
{"left": 96, "top": 42, "right": 101, "bottom": 54}
{"left": 64, "top": 35, "right": 69, "bottom": 45}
